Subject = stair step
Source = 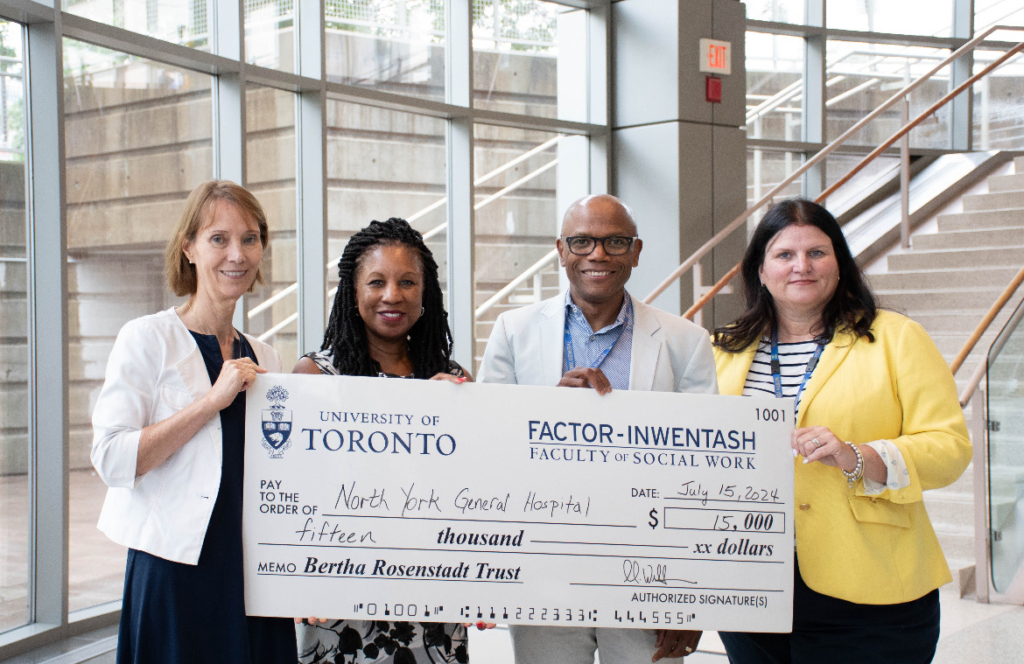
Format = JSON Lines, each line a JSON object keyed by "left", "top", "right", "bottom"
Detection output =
{"left": 934, "top": 208, "right": 1024, "bottom": 229}
{"left": 910, "top": 312, "right": 1003, "bottom": 334}
{"left": 933, "top": 523, "right": 975, "bottom": 563}
{"left": 877, "top": 289, "right": 1005, "bottom": 313}
{"left": 939, "top": 212, "right": 1024, "bottom": 232}
{"left": 924, "top": 492, "right": 974, "bottom": 529}
{"left": 912, "top": 227, "right": 1024, "bottom": 251}
{"left": 987, "top": 172, "right": 1024, "bottom": 193}
{"left": 961, "top": 189, "right": 1024, "bottom": 212}
{"left": 507, "top": 294, "right": 542, "bottom": 304}
{"left": 946, "top": 463, "right": 975, "bottom": 496}
{"left": 928, "top": 332, "right": 1002, "bottom": 356}
{"left": 886, "top": 246, "right": 1024, "bottom": 271}
{"left": 867, "top": 266, "right": 1020, "bottom": 291}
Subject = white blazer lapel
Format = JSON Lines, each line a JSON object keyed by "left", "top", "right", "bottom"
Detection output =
{"left": 628, "top": 300, "right": 662, "bottom": 391}
{"left": 167, "top": 311, "right": 215, "bottom": 404}
{"left": 540, "top": 296, "right": 566, "bottom": 386}
{"left": 176, "top": 344, "right": 214, "bottom": 404}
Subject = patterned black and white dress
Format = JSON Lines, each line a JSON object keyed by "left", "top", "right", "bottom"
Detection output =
{"left": 296, "top": 349, "right": 469, "bottom": 664}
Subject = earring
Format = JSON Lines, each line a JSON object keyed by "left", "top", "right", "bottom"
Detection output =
{"left": 421, "top": 306, "right": 425, "bottom": 316}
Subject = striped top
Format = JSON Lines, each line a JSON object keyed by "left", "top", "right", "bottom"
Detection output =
{"left": 742, "top": 339, "right": 823, "bottom": 416}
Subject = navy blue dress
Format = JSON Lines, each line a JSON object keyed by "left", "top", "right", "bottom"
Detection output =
{"left": 117, "top": 332, "right": 297, "bottom": 664}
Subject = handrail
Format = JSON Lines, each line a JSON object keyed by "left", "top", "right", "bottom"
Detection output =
{"left": 258, "top": 237, "right": 559, "bottom": 342}
{"left": 651, "top": 26, "right": 1024, "bottom": 313}
{"left": 956, "top": 264, "right": 1024, "bottom": 407}
{"left": 422, "top": 136, "right": 561, "bottom": 239}
{"left": 644, "top": 24, "right": 1024, "bottom": 308}
{"left": 685, "top": 36, "right": 1024, "bottom": 318}
{"left": 248, "top": 137, "right": 562, "bottom": 322}
{"left": 474, "top": 249, "right": 559, "bottom": 320}
{"left": 747, "top": 49, "right": 951, "bottom": 126}
{"left": 819, "top": 48, "right": 1024, "bottom": 201}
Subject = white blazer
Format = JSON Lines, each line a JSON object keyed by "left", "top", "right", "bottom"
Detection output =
{"left": 91, "top": 308, "right": 282, "bottom": 565}
{"left": 478, "top": 291, "right": 718, "bottom": 395}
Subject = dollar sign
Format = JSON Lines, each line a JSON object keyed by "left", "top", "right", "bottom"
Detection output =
{"left": 648, "top": 508, "right": 659, "bottom": 529}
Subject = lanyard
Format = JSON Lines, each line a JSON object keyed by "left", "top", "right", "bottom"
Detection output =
{"left": 564, "top": 315, "right": 626, "bottom": 372}
{"left": 770, "top": 327, "right": 825, "bottom": 417}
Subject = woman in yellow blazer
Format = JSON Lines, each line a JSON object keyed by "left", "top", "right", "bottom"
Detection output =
{"left": 713, "top": 199, "right": 971, "bottom": 663}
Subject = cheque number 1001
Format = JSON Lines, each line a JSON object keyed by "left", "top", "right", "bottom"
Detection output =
{"left": 755, "top": 408, "right": 786, "bottom": 422}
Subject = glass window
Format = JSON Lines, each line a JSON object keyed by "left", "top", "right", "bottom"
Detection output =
{"left": 976, "top": 0, "right": 1024, "bottom": 33}
{"left": 325, "top": 0, "right": 445, "bottom": 101}
{"left": 63, "top": 0, "right": 211, "bottom": 51}
{"left": 0, "top": 17, "right": 28, "bottom": 635}
{"left": 744, "top": 0, "right": 804, "bottom": 25}
{"left": 245, "top": 0, "right": 295, "bottom": 72}
{"left": 746, "top": 149, "right": 803, "bottom": 232}
{"left": 746, "top": 149, "right": 803, "bottom": 208}
{"left": 472, "top": 0, "right": 587, "bottom": 121}
{"left": 826, "top": 0, "right": 953, "bottom": 38}
{"left": 63, "top": 38, "right": 214, "bottom": 613}
{"left": 324, "top": 99, "right": 448, "bottom": 323}
{"left": 746, "top": 32, "right": 804, "bottom": 141}
{"left": 826, "top": 41, "right": 951, "bottom": 149}
{"left": 973, "top": 50, "right": 1024, "bottom": 151}
{"left": 473, "top": 123, "right": 560, "bottom": 375}
{"left": 245, "top": 85, "right": 297, "bottom": 365}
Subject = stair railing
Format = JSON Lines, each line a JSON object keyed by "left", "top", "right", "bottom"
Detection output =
{"left": 474, "top": 249, "right": 559, "bottom": 320}
{"left": 746, "top": 49, "right": 941, "bottom": 128}
{"left": 955, "top": 265, "right": 1024, "bottom": 407}
{"left": 251, "top": 135, "right": 562, "bottom": 341}
{"left": 644, "top": 25, "right": 1024, "bottom": 328}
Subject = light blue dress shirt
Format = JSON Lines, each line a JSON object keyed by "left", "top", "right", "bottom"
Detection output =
{"left": 562, "top": 290, "right": 634, "bottom": 390}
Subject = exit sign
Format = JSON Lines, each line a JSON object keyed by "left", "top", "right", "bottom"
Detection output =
{"left": 699, "top": 38, "right": 732, "bottom": 75}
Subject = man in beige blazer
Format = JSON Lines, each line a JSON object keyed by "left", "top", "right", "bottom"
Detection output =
{"left": 478, "top": 194, "right": 718, "bottom": 663}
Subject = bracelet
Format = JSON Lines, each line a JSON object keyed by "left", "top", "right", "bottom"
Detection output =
{"left": 841, "top": 442, "right": 864, "bottom": 488}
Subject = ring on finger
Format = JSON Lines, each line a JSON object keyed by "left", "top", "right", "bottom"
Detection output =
{"left": 811, "top": 437, "right": 822, "bottom": 448}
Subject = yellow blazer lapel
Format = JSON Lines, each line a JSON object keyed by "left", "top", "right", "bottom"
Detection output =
{"left": 795, "top": 327, "right": 858, "bottom": 427}
{"left": 715, "top": 343, "right": 759, "bottom": 396}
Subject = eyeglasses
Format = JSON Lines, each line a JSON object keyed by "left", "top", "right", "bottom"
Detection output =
{"left": 562, "top": 236, "right": 638, "bottom": 256}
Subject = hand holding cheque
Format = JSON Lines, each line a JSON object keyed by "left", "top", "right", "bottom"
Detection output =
{"left": 242, "top": 373, "right": 794, "bottom": 634}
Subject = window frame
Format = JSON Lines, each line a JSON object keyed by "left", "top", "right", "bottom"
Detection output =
{"left": 0, "top": 0, "right": 609, "bottom": 655}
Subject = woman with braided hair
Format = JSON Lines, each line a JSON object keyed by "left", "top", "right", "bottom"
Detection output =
{"left": 292, "top": 217, "right": 473, "bottom": 664}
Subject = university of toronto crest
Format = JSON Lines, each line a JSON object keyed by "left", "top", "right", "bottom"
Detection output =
{"left": 262, "top": 385, "right": 292, "bottom": 459}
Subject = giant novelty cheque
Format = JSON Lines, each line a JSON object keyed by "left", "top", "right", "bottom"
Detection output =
{"left": 243, "top": 374, "right": 795, "bottom": 633}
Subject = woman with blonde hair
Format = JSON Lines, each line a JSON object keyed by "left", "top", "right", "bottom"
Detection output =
{"left": 91, "top": 180, "right": 297, "bottom": 663}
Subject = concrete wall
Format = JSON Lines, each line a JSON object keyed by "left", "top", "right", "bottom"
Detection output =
{"left": 0, "top": 161, "right": 27, "bottom": 476}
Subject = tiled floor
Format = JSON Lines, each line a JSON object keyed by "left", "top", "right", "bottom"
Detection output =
{"left": 1, "top": 470, "right": 127, "bottom": 633}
